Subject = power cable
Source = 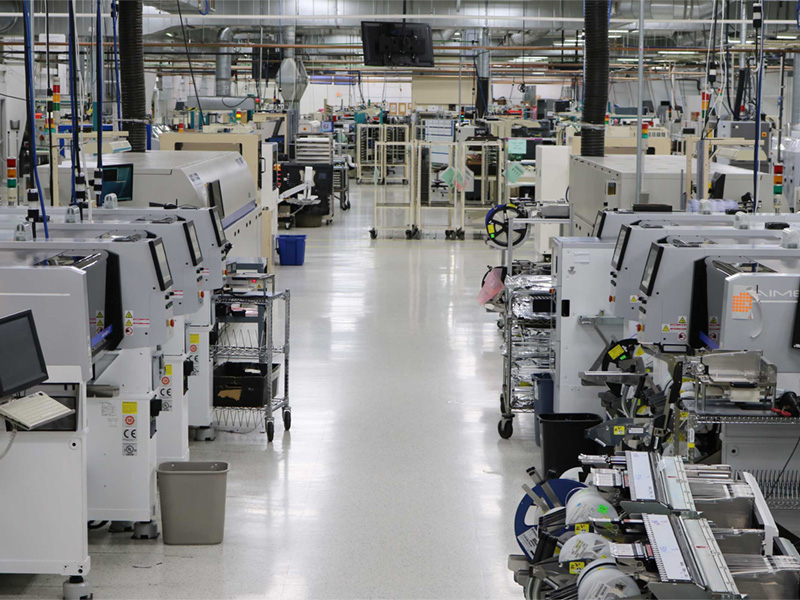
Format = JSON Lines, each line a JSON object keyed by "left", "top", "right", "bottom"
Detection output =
{"left": 765, "top": 429, "right": 800, "bottom": 500}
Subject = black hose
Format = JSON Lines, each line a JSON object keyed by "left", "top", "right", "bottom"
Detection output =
{"left": 581, "top": 0, "right": 609, "bottom": 157}
{"left": 119, "top": 0, "right": 146, "bottom": 152}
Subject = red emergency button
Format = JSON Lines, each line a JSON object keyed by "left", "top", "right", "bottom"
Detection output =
{"left": 200, "top": 291, "right": 205, "bottom": 298}
{"left": 609, "top": 296, "right": 615, "bottom": 302}
{"left": 636, "top": 324, "right": 643, "bottom": 332}
{"left": 169, "top": 319, "right": 175, "bottom": 328}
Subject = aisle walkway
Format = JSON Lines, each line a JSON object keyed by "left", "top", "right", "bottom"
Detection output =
{"left": 1, "top": 186, "right": 538, "bottom": 600}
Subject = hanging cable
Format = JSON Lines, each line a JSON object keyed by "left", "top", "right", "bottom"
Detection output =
{"left": 94, "top": 0, "right": 104, "bottom": 208}
{"left": 198, "top": 0, "right": 210, "bottom": 15}
{"left": 68, "top": 0, "right": 81, "bottom": 205}
{"left": 45, "top": 0, "right": 54, "bottom": 208}
{"left": 111, "top": 0, "right": 122, "bottom": 125}
{"left": 176, "top": 0, "right": 204, "bottom": 127}
{"left": 21, "top": 0, "right": 49, "bottom": 238}
{"left": 753, "top": 2, "right": 764, "bottom": 212}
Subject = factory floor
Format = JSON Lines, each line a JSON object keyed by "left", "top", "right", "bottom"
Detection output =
{"left": 0, "top": 185, "right": 538, "bottom": 600}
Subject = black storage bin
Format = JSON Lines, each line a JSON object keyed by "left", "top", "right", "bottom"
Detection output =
{"left": 213, "top": 362, "right": 280, "bottom": 408}
{"left": 538, "top": 413, "right": 603, "bottom": 476}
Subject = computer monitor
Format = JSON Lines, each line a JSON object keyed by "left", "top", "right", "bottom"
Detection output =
{"left": 0, "top": 310, "right": 48, "bottom": 397}
{"left": 207, "top": 180, "right": 225, "bottom": 218}
{"left": 183, "top": 222, "right": 204, "bottom": 267}
{"left": 149, "top": 239, "right": 174, "bottom": 292}
{"left": 361, "top": 21, "right": 434, "bottom": 67}
{"left": 102, "top": 164, "right": 134, "bottom": 202}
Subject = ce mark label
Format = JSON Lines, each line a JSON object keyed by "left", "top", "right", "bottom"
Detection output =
{"left": 123, "top": 428, "right": 137, "bottom": 440}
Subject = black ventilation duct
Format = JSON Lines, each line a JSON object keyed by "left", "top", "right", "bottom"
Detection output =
{"left": 119, "top": 0, "right": 146, "bottom": 152}
{"left": 581, "top": 0, "right": 610, "bottom": 157}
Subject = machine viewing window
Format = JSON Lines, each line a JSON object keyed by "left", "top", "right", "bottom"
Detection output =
{"left": 0, "top": 310, "right": 49, "bottom": 397}
{"left": 101, "top": 164, "right": 134, "bottom": 202}
{"left": 184, "top": 222, "right": 204, "bottom": 267}
{"left": 639, "top": 244, "right": 664, "bottom": 296}
{"left": 207, "top": 180, "right": 225, "bottom": 218}
{"left": 611, "top": 226, "right": 631, "bottom": 270}
{"left": 149, "top": 239, "right": 174, "bottom": 291}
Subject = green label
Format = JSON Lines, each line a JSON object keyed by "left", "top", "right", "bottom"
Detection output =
{"left": 597, "top": 504, "right": 609, "bottom": 515}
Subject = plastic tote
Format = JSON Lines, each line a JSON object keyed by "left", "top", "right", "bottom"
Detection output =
{"left": 538, "top": 413, "right": 603, "bottom": 477}
{"left": 532, "top": 373, "right": 555, "bottom": 447}
{"left": 158, "top": 461, "right": 230, "bottom": 545}
{"left": 277, "top": 234, "right": 307, "bottom": 265}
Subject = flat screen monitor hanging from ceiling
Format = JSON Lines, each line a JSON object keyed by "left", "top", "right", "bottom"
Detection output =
{"left": 361, "top": 21, "right": 435, "bottom": 67}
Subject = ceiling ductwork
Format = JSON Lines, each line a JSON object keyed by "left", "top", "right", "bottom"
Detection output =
{"left": 215, "top": 26, "right": 234, "bottom": 96}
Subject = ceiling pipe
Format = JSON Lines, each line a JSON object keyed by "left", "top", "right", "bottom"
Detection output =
{"left": 215, "top": 26, "right": 234, "bottom": 96}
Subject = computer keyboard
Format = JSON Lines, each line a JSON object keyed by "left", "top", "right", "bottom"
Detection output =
{"left": 0, "top": 392, "right": 74, "bottom": 430}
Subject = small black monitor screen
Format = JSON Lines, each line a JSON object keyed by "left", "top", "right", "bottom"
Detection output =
{"left": 639, "top": 246, "right": 662, "bottom": 295}
{"left": 185, "top": 222, "right": 203, "bottom": 266}
{"left": 591, "top": 211, "right": 606, "bottom": 238}
{"left": 150, "top": 239, "right": 174, "bottom": 291}
{"left": 611, "top": 226, "right": 630, "bottom": 269}
{"left": 207, "top": 180, "right": 225, "bottom": 218}
{"left": 0, "top": 310, "right": 48, "bottom": 396}
{"left": 101, "top": 164, "right": 134, "bottom": 202}
{"left": 210, "top": 208, "right": 227, "bottom": 246}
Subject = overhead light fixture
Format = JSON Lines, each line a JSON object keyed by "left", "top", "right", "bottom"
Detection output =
{"left": 658, "top": 50, "right": 697, "bottom": 55}
{"left": 777, "top": 35, "right": 797, "bottom": 40}
{"left": 618, "top": 58, "right": 640, "bottom": 62}
{"left": 609, "top": 29, "right": 630, "bottom": 34}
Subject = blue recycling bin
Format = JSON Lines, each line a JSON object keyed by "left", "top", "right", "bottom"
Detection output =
{"left": 532, "top": 373, "right": 554, "bottom": 447}
{"left": 277, "top": 235, "right": 307, "bottom": 266}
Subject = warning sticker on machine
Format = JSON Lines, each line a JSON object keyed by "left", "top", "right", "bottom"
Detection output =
{"left": 122, "top": 402, "right": 137, "bottom": 415}
{"left": 662, "top": 316, "right": 688, "bottom": 334}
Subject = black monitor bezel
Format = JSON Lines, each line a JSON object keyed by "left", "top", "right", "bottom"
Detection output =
{"left": 611, "top": 225, "right": 632, "bottom": 270}
{"left": 0, "top": 310, "right": 49, "bottom": 397}
{"left": 149, "top": 239, "right": 174, "bottom": 292}
{"left": 183, "top": 222, "right": 204, "bottom": 267}
{"left": 639, "top": 243, "right": 665, "bottom": 296}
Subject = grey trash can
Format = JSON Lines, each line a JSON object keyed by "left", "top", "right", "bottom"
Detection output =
{"left": 158, "top": 461, "right": 229, "bottom": 545}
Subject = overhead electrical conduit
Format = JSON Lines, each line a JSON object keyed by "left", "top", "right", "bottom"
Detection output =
{"left": 215, "top": 27, "right": 234, "bottom": 96}
{"left": 580, "top": 0, "right": 610, "bottom": 157}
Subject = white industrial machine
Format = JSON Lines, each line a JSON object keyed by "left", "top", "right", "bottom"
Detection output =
{"left": 0, "top": 287, "right": 93, "bottom": 599}
{"left": 568, "top": 155, "right": 771, "bottom": 233}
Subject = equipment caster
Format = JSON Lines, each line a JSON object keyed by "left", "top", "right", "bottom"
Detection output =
{"left": 356, "top": 178, "right": 362, "bottom": 184}
{"left": 284, "top": 222, "right": 292, "bottom": 230}
{"left": 405, "top": 226, "right": 421, "bottom": 240}
{"left": 194, "top": 426, "right": 216, "bottom": 441}
{"left": 498, "top": 418, "right": 513, "bottom": 439}
{"left": 445, "top": 229, "right": 455, "bottom": 240}
{"left": 369, "top": 228, "right": 378, "bottom": 239}
{"left": 267, "top": 420, "right": 275, "bottom": 442}
{"left": 456, "top": 228, "right": 466, "bottom": 240}
{"left": 282, "top": 409, "right": 292, "bottom": 431}
{"left": 63, "top": 576, "right": 92, "bottom": 600}
{"left": 132, "top": 520, "right": 159, "bottom": 540}
{"left": 108, "top": 521, "right": 134, "bottom": 533}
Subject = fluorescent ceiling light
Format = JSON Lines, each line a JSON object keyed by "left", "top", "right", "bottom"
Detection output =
{"left": 658, "top": 50, "right": 697, "bottom": 55}
{"left": 511, "top": 56, "right": 546, "bottom": 63}
{"left": 609, "top": 30, "right": 630, "bottom": 34}
{"left": 777, "top": 35, "right": 797, "bottom": 40}
{"left": 618, "top": 58, "right": 640, "bottom": 62}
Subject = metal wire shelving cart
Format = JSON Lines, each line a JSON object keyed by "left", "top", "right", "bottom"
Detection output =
{"left": 211, "top": 286, "right": 291, "bottom": 443}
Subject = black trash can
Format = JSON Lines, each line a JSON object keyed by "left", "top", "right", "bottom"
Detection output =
{"left": 538, "top": 413, "right": 603, "bottom": 476}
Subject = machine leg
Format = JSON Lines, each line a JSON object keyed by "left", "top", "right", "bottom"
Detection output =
{"left": 132, "top": 520, "right": 159, "bottom": 540}
{"left": 108, "top": 521, "right": 134, "bottom": 533}
{"left": 63, "top": 576, "right": 92, "bottom": 600}
{"left": 193, "top": 426, "right": 216, "bottom": 442}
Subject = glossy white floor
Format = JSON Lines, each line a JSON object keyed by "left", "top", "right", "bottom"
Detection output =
{"left": 1, "top": 186, "right": 539, "bottom": 600}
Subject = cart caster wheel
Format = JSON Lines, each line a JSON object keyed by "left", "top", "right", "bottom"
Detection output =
{"left": 405, "top": 229, "right": 413, "bottom": 239}
{"left": 457, "top": 228, "right": 466, "bottom": 240}
{"left": 132, "top": 520, "right": 159, "bottom": 540}
{"left": 63, "top": 576, "right": 92, "bottom": 600}
{"left": 497, "top": 319, "right": 504, "bottom": 330}
{"left": 403, "top": 179, "right": 408, "bottom": 185}
{"left": 108, "top": 521, "right": 134, "bottom": 533}
{"left": 498, "top": 418, "right": 513, "bottom": 439}
{"left": 445, "top": 229, "right": 454, "bottom": 240}
{"left": 369, "top": 228, "right": 378, "bottom": 240}
{"left": 414, "top": 229, "right": 422, "bottom": 240}
{"left": 193, "top": 426, "right": 216, "bottom": 442}
{"left": 283, "top": 409, "right": 292, "bottom": 431}
{"left": 345, "top": 200, "right": 352, "bottom": 210}
{"left": 267, "top": 420, "right": 275, "bottom": 442}
{"left": 357, "top": 178, "right": 362, "bottom": 184}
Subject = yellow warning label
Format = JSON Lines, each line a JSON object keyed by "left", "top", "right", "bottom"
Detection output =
{"left": 630, "top": 295, "right": 638, "bottom": 303}
{"left": 574, "top": 523, "right": 589, "bottom": 533}
{"left": 608, "top": 345, "right": 625, "bottom": 360}
{"left": 710, "top": 316, "right": 719, "bottom": 324}
{"left": 662, "top": 325, "right": 670, "bottom": 333}
{"left": 487, "top": 223, "right": 495, "bottom": 234}
{"left": 96, "top": 319, "right": 104, "bottom": 328}
{"left": 190, "top": 333, "right": 200, "bottom": 344}
{"left": 635, "top": 346, "right": 645, "bottom": 357}
{"left": 678, "top": 316, "right": 687, "bottom": 324}
{"left": 96, "top": 311, "right": 104, "bottom": 318}
{"left": 125, "top": 319, "right": 133, "bottom": 327}
{"left": 613, "top": 425, "right": 626, "bottom": 435}
{"left": 569, "top": 561, "right": 585, "bottom": 575}
{"left": 122, "top": 402, "right": 137, "bottom": 415}
{"left": 125, "top": 311, "right": 134, "bottom": 319}
{"left": 688, "top": 442, "right": 696, "bottom": 449}
{"left": 165, "top": 365, "right": 173, "bottom": 376}
{"left": 680, "top": 411, "right": 689, "bottom": 420}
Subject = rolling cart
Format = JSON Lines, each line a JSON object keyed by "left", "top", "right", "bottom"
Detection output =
{"left": 211, "top": 284, "right": 291, "bottom": 443}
